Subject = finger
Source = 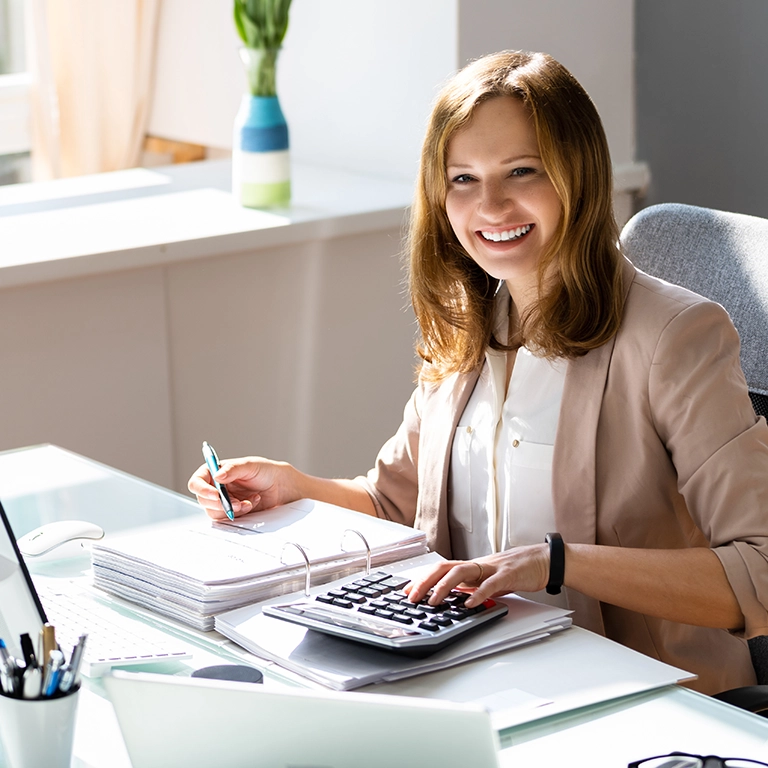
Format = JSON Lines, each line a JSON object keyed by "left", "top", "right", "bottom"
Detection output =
{"left": 404, "top": 563, "right": 458, "bottom": 603}
{"left": 428, "top": 561, "right": 487, "bottom": 605}
{"left": 214, "top": 456, "right": 261, "bottom": 484}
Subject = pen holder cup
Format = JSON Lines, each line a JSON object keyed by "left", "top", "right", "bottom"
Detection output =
{"left": 0, "top": 686, "right": 79, "bottom": 768}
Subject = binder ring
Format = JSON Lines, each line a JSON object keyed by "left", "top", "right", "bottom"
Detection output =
{"left": 281, "top": 541, "right": 312, "bottom": 596}
{"left": 341, "top": 529, "right": 371, "bottom": 575}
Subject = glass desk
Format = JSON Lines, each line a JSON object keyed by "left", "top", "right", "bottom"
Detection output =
{"left": 2, "top": 445, "right": 768, "bottom": 767}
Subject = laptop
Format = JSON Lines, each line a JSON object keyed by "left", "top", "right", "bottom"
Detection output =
{"left": 0, "top": 499, "right": 190, "bottom": 675}
{"left": 105, "top": 669, "right": 502, "bottom": 768}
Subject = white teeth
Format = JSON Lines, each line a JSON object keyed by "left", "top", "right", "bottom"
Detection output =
{"left": 481, "top": 225, "right": 531, "bottom": 242}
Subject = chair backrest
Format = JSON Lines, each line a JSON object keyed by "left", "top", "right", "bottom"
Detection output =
{"left": 621, "top": 202, "right": 768, "bottom": 415}
{"left": 620, "top": 202, "right": 768, "bottom": 683}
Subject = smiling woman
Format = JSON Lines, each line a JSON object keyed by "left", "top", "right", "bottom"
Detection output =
{"left": 188, "top": 50, "right": 768, "bottom": 696}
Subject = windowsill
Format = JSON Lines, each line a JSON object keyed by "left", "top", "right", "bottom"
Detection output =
{"left": 0, "top": 159, "right": 415, "bottom": 288}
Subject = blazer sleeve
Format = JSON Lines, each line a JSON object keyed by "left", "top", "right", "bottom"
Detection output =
{"left": 352, "top": 384, "right": 423, "bottom": 528}
{"left": 649, "top": 299, "right": 768, "bottom": 637}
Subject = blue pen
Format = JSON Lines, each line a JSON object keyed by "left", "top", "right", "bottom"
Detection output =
{"left": 202, "top": 441, "right": 235, "bottom": 520}
{"left": 42, "top": 649, "right": 65, "bottom": 697}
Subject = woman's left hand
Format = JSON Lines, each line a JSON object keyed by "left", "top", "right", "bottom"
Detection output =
{"left": 405, "top": 543, "right": 551, "bottom": 609}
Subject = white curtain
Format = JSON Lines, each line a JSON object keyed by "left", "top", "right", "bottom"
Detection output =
{"left": 25, "top": 0, "right": 160, "bottom": 180}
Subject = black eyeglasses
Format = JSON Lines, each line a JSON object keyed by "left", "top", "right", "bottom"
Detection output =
{"left": 629, "top": 753, "right": 768, "bottom": 768}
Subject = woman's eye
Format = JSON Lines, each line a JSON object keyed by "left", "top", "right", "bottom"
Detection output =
{"left": 511, "top": 167, "right": 535, "bottom": 177}
{"left": 450, "top": 173, "right": 475, "bottom": 184}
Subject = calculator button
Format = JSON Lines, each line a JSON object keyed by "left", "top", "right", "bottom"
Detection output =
{"left": 315, "top": 594, "right": 335, "bottom": 604}
{"left": 359, "top": 587, "right": 382, "bottom": 598}
{"left": 444, "top": 609, "right": 469, "bottom": 620}
{"left": 391, "top": 614, "right": 413, "bottom": 625}
{"left": 328, "top": 589, "right": 347, "bottom": 599}
{"left": 357, "top": 604, "right": 377, "bottom": 614}
{"left": 419, "top": 621, "right": 440, "bottom": 632}
{"left": 404, "top": 608, "right": 426, "bottom": 619}
{"left": 344, "top": 593, "right": 366, "bottom": 604}
{"left": 388, "top": 604, "right": 407, "bottom": 614}
{"left": 378, "top": 577, "right": 410, "bottom": 591}
{"left": 359, "top": 571, "right": 390, "bottom": 584}
{"left": 374, "top": 609, "right": 394, "bottom": 620}
{"left": 370, "top": 600, "right": 389, "bottom": 609}
{"left": 445, "top": 593, "right": 468, "bottom": 605}
{"left": 383, "top": 594, "right": 403, "bottom": 604}
{"left": 332, "top": 598, "right": 353, "bottom": 609}
{"left": 431, "top": 615, "right": 453, "bottom": 627}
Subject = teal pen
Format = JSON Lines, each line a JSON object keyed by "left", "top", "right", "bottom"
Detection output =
{"left": 202, "top": 441, "right": 235, "bottom": 520}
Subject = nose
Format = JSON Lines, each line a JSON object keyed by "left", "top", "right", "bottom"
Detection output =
{"left": 477, "top": 178, "right": 514, "bottom": 220}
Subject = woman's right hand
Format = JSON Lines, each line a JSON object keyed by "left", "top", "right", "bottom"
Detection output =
{"left": 187, "top": 456, "right": 300, "bottom": 520}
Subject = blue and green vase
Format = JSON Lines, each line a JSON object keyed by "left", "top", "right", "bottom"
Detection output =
{"left": 233, "top": 48, "right": 291, "bottom": 208}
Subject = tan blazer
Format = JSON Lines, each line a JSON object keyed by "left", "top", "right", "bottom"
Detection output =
{"left": 356, "top": 260, "right": 768, "bottom": 694}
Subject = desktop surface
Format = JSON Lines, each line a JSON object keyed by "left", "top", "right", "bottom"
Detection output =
{"left": 2, "top": 444, "right": 768, "bottom": 768}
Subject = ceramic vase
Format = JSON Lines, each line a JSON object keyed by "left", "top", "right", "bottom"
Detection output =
{"left": 232, "top": 48, "right": 290, "bottom": 208}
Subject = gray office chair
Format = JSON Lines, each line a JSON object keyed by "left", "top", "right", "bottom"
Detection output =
{"left": 620, "top": 202, "right": 768, "bottom": 714}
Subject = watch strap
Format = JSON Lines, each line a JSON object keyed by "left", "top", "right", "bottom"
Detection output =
{"left": 545, "top": 532, "right": 565, "bottom": 595}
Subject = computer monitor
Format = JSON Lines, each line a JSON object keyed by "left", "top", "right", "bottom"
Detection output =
{"left": 0, "top": 499, "right": 47, "bottom": 660}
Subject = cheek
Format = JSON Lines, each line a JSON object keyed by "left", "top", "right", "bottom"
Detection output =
{"left": 444, "top": 194, "right": 470, "bottom": 236}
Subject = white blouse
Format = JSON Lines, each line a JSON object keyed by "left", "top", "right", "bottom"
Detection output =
{"left": 448, "top": 289, "right": 567, "bottom": 605}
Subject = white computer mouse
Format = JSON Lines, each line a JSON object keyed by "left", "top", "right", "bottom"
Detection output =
{"left": 16, "top": 520, "right": 105, "bottom": 561}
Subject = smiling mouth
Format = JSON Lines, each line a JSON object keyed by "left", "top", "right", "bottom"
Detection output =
{"left": 480, "top": 224, "right": 532, "bottom": 242}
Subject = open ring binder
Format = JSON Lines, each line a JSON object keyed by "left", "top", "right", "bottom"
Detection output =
{"left": 341, "top": 529, "right": 372, "bottom": 575}
{"left": 280, "top": 542, "right": 313, "bottom": 596}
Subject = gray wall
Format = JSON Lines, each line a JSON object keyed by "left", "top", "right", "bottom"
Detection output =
{"left": 636, "top": 0, "right": 768, "bottom": 219}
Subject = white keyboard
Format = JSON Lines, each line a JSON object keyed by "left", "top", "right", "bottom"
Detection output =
{"left": 37, "top": 583, "right": 192, "bottom": 677}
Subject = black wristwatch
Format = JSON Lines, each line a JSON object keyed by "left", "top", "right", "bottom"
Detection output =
{"left": 545, "top": 532, "right": 565, "bottom": 595}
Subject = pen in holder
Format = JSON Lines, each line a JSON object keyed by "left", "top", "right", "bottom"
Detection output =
{"left": 281, "top": 541, "right": 312, "bottom": 596}
{"left": 0, "top": 685, "right": 80, "bottom": 768}
{"left": 341, "top": 529, "right": 372, "bottom": 575}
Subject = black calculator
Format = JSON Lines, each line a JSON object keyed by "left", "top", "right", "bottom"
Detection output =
{"left": 262, "top": 570, "right": 508, "bottom": 657}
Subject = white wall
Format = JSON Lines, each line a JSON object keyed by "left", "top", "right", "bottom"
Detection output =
{"left": 458, "top": 0, "right": 635, "bottom": 166}
{"left": 149, "top": 0, "right": 458, "bottom": 182}
{"left": 150, "top": 0, "right": 636, "bottom": 182}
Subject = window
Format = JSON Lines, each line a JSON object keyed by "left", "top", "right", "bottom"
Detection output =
{"left": 0, "top": 0, "right": 31, "bottom": 185}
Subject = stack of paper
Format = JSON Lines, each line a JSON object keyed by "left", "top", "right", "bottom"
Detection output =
{"left": 91, "top": 499, "right": 428, "bottom": 631}
{"left": 214, "top": 552, "right": 573, "bottom": 690}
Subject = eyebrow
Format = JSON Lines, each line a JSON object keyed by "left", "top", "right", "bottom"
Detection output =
{"left": 446, "top": 154, "right": 541, "bottom": 169}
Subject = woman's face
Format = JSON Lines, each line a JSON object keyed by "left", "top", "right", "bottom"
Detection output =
{"left": 444, "top": 96, "right": 563, "bottom": 300}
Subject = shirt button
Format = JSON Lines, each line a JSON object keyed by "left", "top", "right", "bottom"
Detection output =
{"left": 466, "top": 426, "right": 472, "bottom": 434}
{"left": 512, "top": 439, "right": 520, "bottom": 448}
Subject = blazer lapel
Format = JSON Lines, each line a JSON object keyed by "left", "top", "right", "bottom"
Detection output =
{"left": 553, "top": 258, "right": 636, "bottom": 546}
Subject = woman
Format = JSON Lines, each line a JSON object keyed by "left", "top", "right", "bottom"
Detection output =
{"left": 189, "top": 51, "right": 768, "bottom": 694}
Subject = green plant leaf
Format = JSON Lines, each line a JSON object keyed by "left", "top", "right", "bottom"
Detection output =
{"left": 233, "top": 0, "right": 292, "bottom": 49}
